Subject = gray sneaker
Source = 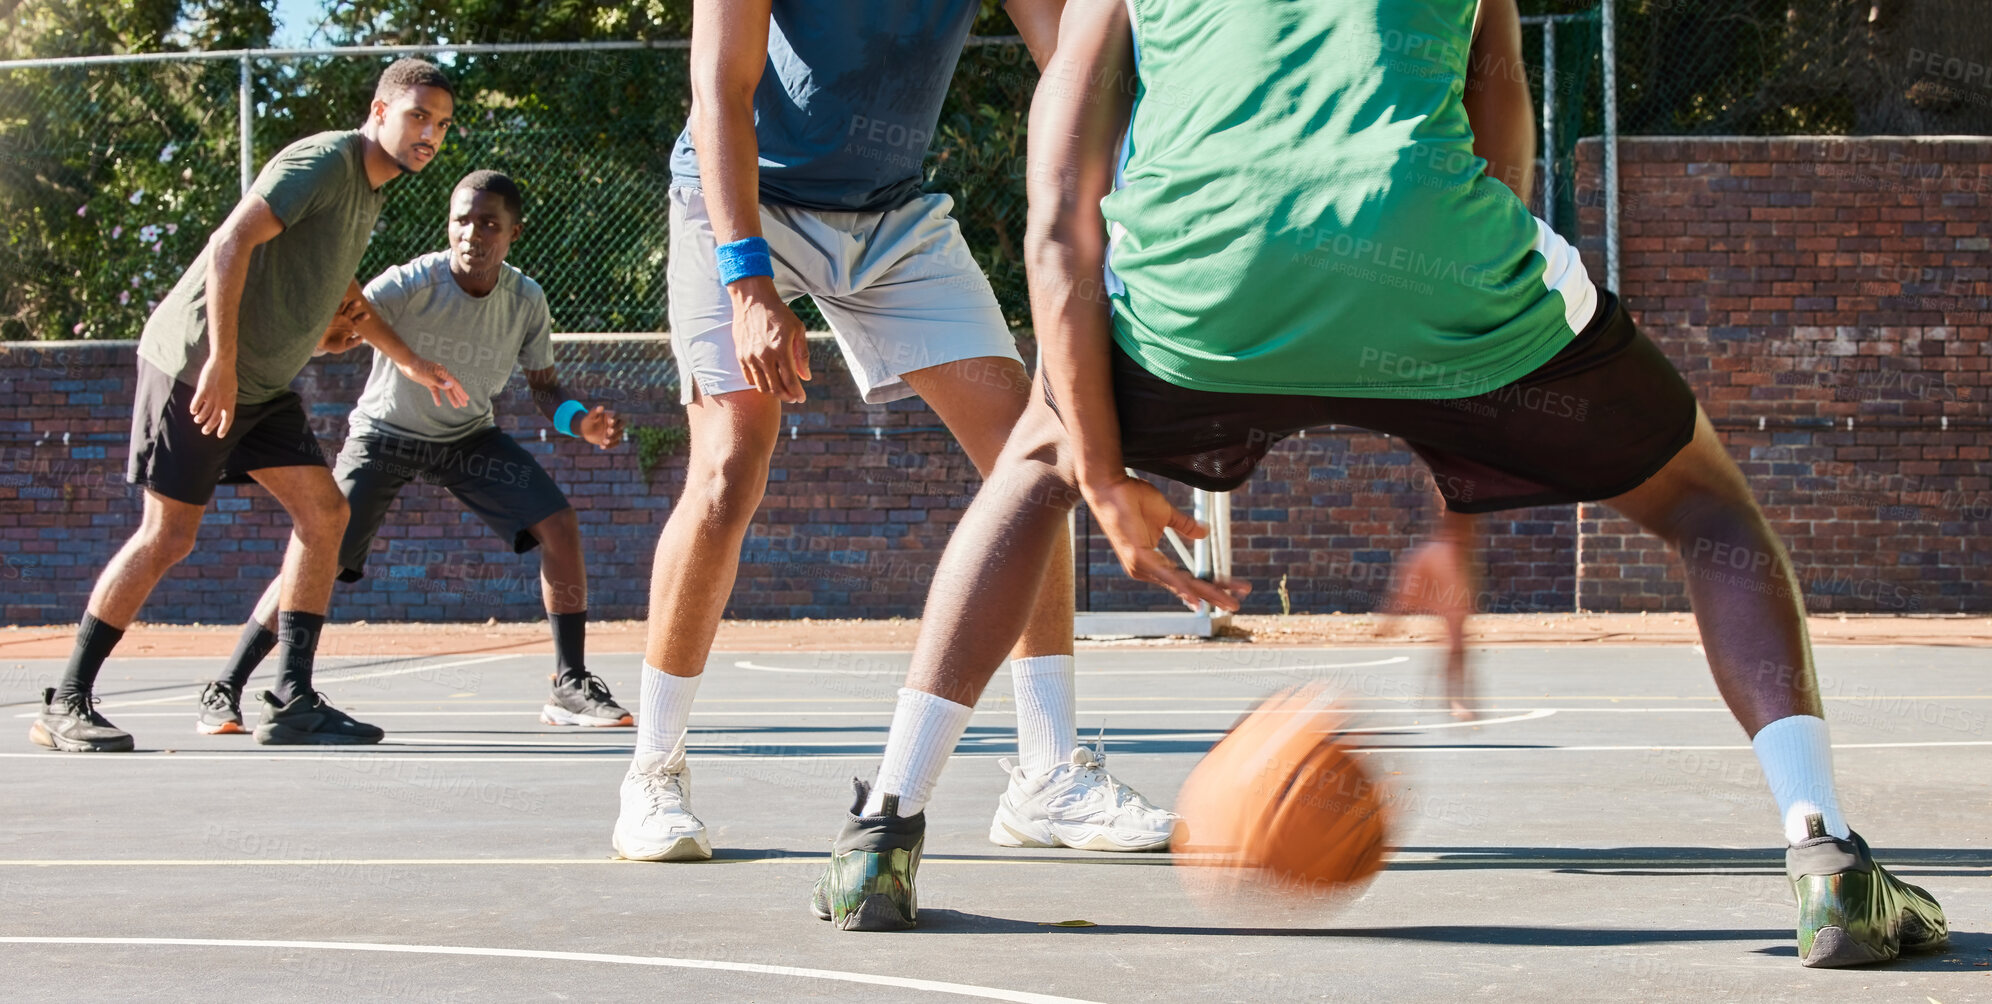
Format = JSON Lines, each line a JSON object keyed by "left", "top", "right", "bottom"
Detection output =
{"left": 28, "top": 688, "right": 134, "bottom": 752}
{"left": 542, "top": 672, "right": 632, "bottom": 727}
{"left": 253, "top": 691, "right": 384, "bottom": 746}
{"left": 197, "top": 680, "right": 246, "bottom": 735}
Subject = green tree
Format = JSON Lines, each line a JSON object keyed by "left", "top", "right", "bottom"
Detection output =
{"left": 0, "top": 0, "right": 274, "bottom": 341}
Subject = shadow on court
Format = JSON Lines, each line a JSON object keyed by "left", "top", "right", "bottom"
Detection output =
{"left": 912, "top": 911, "right": 1793, "bottom": 945}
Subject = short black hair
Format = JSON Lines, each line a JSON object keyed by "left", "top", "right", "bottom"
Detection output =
{"left": 374, "top": 58, "right": 454, "bottom": 104}
{"left": 454, "top": 170, "right": 524, "bottom": 222}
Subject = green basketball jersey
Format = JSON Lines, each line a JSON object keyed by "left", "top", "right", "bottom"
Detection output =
{"left": 1101, "top": 0, "right": 1597, "bottom": 399}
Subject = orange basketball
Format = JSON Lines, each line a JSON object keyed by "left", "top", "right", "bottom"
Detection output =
{"left": 1172, "top": 683, "right": 1390, "bottom": 900}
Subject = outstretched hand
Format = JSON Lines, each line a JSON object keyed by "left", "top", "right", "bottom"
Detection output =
{"left": 1083, "top": 473, "right": 1251, "bottom": 612}
{"left": 398, "top": 356, "right": 471, "bottom": 408}
{"left": 577, "top": 405, "right": 626, "bottom": 449}
{"left": 314, "top": 296, "right": 370, "bottom": 356}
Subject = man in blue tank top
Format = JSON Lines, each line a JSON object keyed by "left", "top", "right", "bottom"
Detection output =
{"left": 615, "top": 0, "right": 1185, "bottom": 877}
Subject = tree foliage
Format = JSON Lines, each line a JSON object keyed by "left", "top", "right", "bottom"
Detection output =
{"left": 1618, "top": 0, "right": 1992, "bottom": 134}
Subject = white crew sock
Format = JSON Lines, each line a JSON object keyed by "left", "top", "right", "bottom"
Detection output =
{"left": 1010, "top": 654, "right": 1078, "bottom": 776}
{"left": 864, "top": 688, "right": 975, "bottom": 817}
{"left": 636, "top": 663, "right": 701, "bottom": 763}
{"left": 1751, "top": 714, "right": 1851, "bottom": 844}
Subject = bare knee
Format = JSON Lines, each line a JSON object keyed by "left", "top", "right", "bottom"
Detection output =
{"left": 685, "top": 436, "right": 774, "bottom": 529}
{"left": 294, "top": 492, "right": 349, "bottom": 551}
{"left": 135, "top": 514, "right": 201, "bottom": 567}
{"left": 991, "top": 400, "right": 1080, "bottom": 511}
{"left": 1666, "top": 498, "right": 1785, "bottom": 575}
{"left": 535, "top": 507, "right": 582, "bottom": 555}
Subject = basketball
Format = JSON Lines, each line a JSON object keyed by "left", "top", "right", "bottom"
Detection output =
{"left": 1172, "top": 683, "right": 1390, "bottom": 900}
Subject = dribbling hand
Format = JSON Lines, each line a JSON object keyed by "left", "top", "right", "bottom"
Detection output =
{"left": 1083, "top": 473, "right": 1252, "bottom": 612}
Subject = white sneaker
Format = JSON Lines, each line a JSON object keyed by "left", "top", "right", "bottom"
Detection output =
{"left": 612, "top": 750, "right": 712, "bottom": 861}
{"left": 988, "top": 746, "right": 1178, "bottom": 852}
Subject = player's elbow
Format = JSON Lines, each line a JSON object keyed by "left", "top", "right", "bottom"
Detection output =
{"left": 689, "top": 59, "right": 759, "bottom": 123}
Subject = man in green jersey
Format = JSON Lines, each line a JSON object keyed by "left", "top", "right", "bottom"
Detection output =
{"left": 30, "top": 59, "right": 466, "bottom": 752}
{"left": 811, "top": 0, "right": 1949, "bottom": 970}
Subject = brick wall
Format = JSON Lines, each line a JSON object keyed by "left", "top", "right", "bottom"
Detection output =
{"left": 1, "top": 137, "right": 1986, "bottom": 625}
{"left": 1570, "top": 137, "right": 1990, "bottom": 613}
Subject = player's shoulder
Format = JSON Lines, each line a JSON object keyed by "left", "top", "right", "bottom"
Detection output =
{"left": 497, "top": 264, "right": 548, "bottom": 308}
{"left": 368, "top": 250, "right": 453, "bottom": 297}
{"left": 272, "top": 129, "right": 361, "bottom": 168}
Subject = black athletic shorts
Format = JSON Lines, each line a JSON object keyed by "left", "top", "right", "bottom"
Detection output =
{"left": 126, "top": 361, "right": 328, "bottom": 507}
{"left": 1065, "top": 292, "right": 1698, "bottom": 513}
{"left": 332, "top": 427, "right": 572, "bottom": 581}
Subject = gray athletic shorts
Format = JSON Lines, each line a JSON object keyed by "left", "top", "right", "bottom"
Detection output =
{"left": 332, "top": 428, "right": 571, "bottom": 582}
{"left": 666, "top": 186, "right": 1020, "bottom": 405}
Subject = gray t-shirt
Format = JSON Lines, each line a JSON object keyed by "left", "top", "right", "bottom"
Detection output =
{"left": 668, "top": 0, "right": 980, "bottom": 212}
{"left": 347, "top": 252, "right": 555, "bottom": 443}
{"left": 139, "top": 130, "right": 387, "bottom": 403}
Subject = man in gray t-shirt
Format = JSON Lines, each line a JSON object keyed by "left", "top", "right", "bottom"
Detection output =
{"left": 35, "top": 59, "right": 464, "bottom": 755}
{"left": 207, "top": 171, "right": 634, "bottom": 735}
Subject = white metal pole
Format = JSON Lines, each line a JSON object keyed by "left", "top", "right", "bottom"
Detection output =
{"left": 1600, "top": 0, "right": 1619, "bottom": 292}
{"left": 238, "top": 54, "right": 253, "bottom": 194}
{"left": 1541, "top": 18, "right": 1556, "bottom": 228}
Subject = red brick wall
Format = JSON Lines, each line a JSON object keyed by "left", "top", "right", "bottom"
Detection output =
{"left": 1571, "top": 137, "right": 1991, "bottom": 612}
{"left": 2, "top": 137, "right": 1986, "bottom": 626}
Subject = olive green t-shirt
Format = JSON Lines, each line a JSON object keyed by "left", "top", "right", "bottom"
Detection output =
{"left": 138, "top": 130, "right": 389, "bottom": 404}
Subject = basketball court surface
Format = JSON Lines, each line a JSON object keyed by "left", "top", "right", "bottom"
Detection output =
{"left": 3, "top": 643, "right": 1987, "bottom": 1001}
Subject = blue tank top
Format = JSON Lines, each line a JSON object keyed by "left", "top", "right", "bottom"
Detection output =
{"left": 669, "top": 0, "right": 980, "bottom": 213}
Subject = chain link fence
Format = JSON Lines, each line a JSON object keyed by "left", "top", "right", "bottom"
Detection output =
{"left": 3, "top": 22, "right": 1603, "bottom": 346}
{"left": 1613, "top": 0, "right": 1992, "bottom": 136}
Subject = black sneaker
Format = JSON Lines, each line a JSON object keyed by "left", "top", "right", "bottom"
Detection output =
{"left": 810, "top": 779, "right": 924, "bottom": 931}
{"left": 197, "top": 680, "right": 246, "bottom": 735}
{"left": 1789, "top": 814, "right": 1949, "bottom": 968}
{"left": 541, "top": 672, "right": 633, "bottom": 727}
{"left": 253, "top": 691, "right": 385, "bottom": 746}
{"left": 28, "top": 687, "right": 134, "bottom": 752}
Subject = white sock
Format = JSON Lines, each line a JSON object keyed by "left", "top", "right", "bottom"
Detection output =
{"left": 636, "top": 663, "right": 701, "bottom": 762}
{"left": 864, "top": 688, "right": 975, "bottom": 817}
{"left": 1751, "top": 714, "right": 1851, "bottom": 843}
{"left": 1010, "top": 654, "right": 1078, "bottom": 776}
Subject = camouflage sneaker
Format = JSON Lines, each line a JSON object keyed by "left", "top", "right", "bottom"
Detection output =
{"left": 1789, "top": 814, "right": 1948, "bottom": 968}
{"left": 810, "top": 780, "right": 924, "bottom": 932}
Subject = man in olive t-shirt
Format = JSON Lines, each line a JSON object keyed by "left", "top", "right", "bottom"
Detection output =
{"left": 30, "top": 59, "right": 465, "bottom": 753}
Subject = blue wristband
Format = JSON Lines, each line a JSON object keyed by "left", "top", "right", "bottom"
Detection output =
{"left": 554, "top": 399, "right": 589, "bottom": 438}
{"left": 715, "top": 236, "right": 773, "bottom": 286}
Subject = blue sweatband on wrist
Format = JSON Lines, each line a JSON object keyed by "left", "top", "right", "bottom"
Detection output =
{"left": 554, "top": 399, "right": 589, "bottom": 438}
{"left": 715, "top": 236, "right": 773, "bottom": 286}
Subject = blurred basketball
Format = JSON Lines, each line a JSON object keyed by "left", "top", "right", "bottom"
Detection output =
{"left": 1172, "top": 683, "right": 1390, "bottom": 902}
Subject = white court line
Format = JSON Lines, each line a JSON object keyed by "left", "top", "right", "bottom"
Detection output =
{"left": 1079, "top": 657, "right": 1412, "bottom": 676}
{"left": 0, "top": 752, "right": 997, "bottom": 763}
{"left": 732, "top": 656, "right": 1411, "bottom": 676}
{"left": 3, "top": 852, "right": 1983, "bottom": 871}
{"left": 6, "top": 738, "right": 1990, "bottom": 764}
{"left": 285, "top": 709, "right": 1560, "bottom": 747}
{"left": 19, "top": 706, "right": 1562, "bottom": 721}
{"left": 87, "top": 655, "right": 518, "bottom": 710}
{"left": 0, "top": 937, "right": 1101, "bottom": 1004}
{"left": 1354, "top": 737, "right": 1992, "bottom": 753}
